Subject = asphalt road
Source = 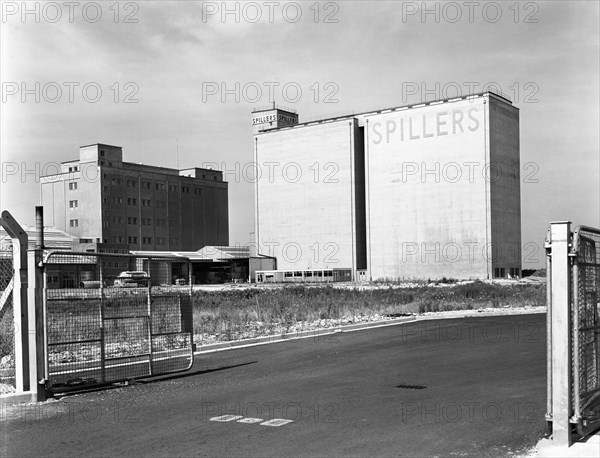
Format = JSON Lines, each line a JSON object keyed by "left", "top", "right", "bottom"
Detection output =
{"left": 1, "top": 314, "right": 547, "bottom": 457}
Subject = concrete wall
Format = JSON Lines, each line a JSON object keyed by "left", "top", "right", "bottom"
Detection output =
{"left": 363, "top": 96, "right": 491, "bottom": 280}
{"left": 255, "top": 119, "right": 357, "bottom": 271}
{"left": 253, "top": 93, "right": 521, "bottom": 280}
{"left": 99, "top": 167, "right": 228, "bottom": 250}
{"left": 488, "top": 96, "right": 522, "bottom": 275}
{"left": 41, "top": 167, "right": 102, "bottom": 240}
{"left": 249, "top": 257, "right": 276, "bottom": 282}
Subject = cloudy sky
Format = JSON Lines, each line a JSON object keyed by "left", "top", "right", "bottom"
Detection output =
{"left": 1, "top": 1, "right": 598, "bottom": 268}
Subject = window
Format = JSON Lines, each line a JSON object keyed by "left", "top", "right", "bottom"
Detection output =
{"left": 156, "top": 237, "right": 166, "bottom": 245}
{"left": 142, "top": 199, "right": 151, "bottom": 207}
{"left": 127, "top": 217, "right": 137, "bottom": 225}
{"left": 69, "top": 219, "right": 79, "bottom": 227}
{"left": 155, "top": 183, "right": 165, "bottom": 191}
{"left": 112, "top": 216, "right": 123, "bottom": 224}
{"left": 194, "top": 187, "right": 202, "bottom": 195}
{"left": 111, "top": 177, "right": 122, "bottom": 186}
{"left": 142, "top": 217, "right": 152, "bottom": 226}
{"left": 111, "top": 197, "right": 123, "bottom": 204}
{"left": 79, "top": 238, "right": 92, "bottom": 243}
{"left": 100, "top": 150, "right": 105, "bottom": 157}
{"left": 68, "top": 181, "right": 78, "bottom": 190}
{"left": 142, "top": 181, "right": 150, "bottom": 189}
{"left": 127, "top": 198, "right": 137, "bottom": 205}
{"left": 127, "top": 236, "right": 138, "bottom": 244}
{"left": 142, "top": 237, "right": 152, "bottom": 244}
{"left": 126, "top": 179, "right": 137, "bottom": 188}
{"left": 69, "top": 200, "right": 78, "bottom": 208}
{"left": 169, "top": 184, "right": 178, "bottom": 192}
{"left": 182, "top": 186, "right": 190, "bottom": 194}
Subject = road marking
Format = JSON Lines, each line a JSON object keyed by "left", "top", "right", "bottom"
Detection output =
{"left": 210, "top": 415, "right": 243, "bottom": 422}
{"left": 237, "top": 418, "right": 263, "bottom": 424}
{"left": 260, "top": 419, "right": 294, "bottom": 427}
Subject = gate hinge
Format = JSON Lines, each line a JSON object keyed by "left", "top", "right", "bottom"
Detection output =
{"left": 569, "top": 414, "right": 582, "bottom": 425}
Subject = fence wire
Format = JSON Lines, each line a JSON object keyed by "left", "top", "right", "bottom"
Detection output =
{"left": 44, "top": 251, "right": 193, "bottom": 392}
{"left": 573, "top": 226, "right": 600, "bottom": 433}
{"left": 0, "top": 249, "right": 15, "bottom": 393}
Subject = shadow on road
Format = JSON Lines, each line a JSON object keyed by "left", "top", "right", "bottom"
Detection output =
{"left": 51, "top": 361, "right": 258, "bottom": 398}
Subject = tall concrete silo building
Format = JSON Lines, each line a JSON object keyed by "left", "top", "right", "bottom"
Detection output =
{"left": 253, "top": 92, "right": 521, "bottom": 280}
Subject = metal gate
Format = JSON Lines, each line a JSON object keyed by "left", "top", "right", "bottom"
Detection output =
{"left": 0, "top": 247, "right": 15, "bottom": 391}
{"left": 546, "top": 222, "right": 600, "bottom": 445}
{"left": 43, "top": 251, "right": 194, "bottom": 393}
{"left": 571, "top": 226, "right": 600, "bottom": 435}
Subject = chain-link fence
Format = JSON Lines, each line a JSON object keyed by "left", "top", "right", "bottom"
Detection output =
{"left": 0, "top": 248, "right": 15, "bottom": 393}
{"left": 44, "top": 251, "right": 194, "bottom": 393}
{"left": 572, "top": 226, "right": 600, "bottom": 436}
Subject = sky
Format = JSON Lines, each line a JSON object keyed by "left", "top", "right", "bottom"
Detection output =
{"left": 1, "top": 0, "right": 599, "bottom": 269}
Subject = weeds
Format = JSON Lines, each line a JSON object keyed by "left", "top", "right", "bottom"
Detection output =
{"left": 0, "top": 282, "right": 547, "bottom": 360}
{"left": 191, "top": 282, "right": 545, "bottom": 340}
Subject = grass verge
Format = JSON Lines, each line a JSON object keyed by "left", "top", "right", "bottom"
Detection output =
{"left": 192, "top": 281, "right": 545, "bottom": 344}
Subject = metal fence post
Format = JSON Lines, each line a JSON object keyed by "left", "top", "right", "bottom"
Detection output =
{"left": 27, "top": 248, "right": 46, "bottom": 402}
{"left": 549, "top": 221, "right": 572, "bottom": 446}
{"left": 147, "top": 257, "right": 153, "bottom": 376}
{"left": 545, "top": 229, "right": 553, "bottom": 432}
{"left": 0, "top": 210, "right": 29, "bottom": 392}
{"left": 99, "top": 259, "right": 106, "bottom": 384}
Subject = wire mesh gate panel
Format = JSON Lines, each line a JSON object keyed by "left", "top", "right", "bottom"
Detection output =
{"left": 573, "top": 226, "right": 600, "bottom": 435}
{"left": 0, "top": 248, "right": 15, "bottom": 392}
{"left": 44, "top": 251, "right": 194, "bottom": 393}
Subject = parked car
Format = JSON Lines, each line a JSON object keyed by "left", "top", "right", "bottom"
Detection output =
{"left": 113, "top": 271, "right": 150, "bottom": 287}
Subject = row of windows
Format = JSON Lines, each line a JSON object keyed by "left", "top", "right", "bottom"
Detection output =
{"left": 108, "top": 216, "right": 173, "bottom": 226}
{"left": 101, "top": 175, "right": 205, "bottom": 194}
{"left": 104, "top": 197, "right": 171, "bottom": 207}
{"left": 283, "top": 271, "right": 334, "bottom": 278}
{"left": 108, "top": 216, "right": 176, "bottom": 225}
{"left": 67, "top": 181, "right": 207, "bottom": 194}
{"left": 111, "top": 236, "right": 176, "bottom": 245}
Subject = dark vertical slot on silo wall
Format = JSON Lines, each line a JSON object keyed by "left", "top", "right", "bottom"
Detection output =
{"left": 354, "top": 124, "right": 367, "bottom": 270}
